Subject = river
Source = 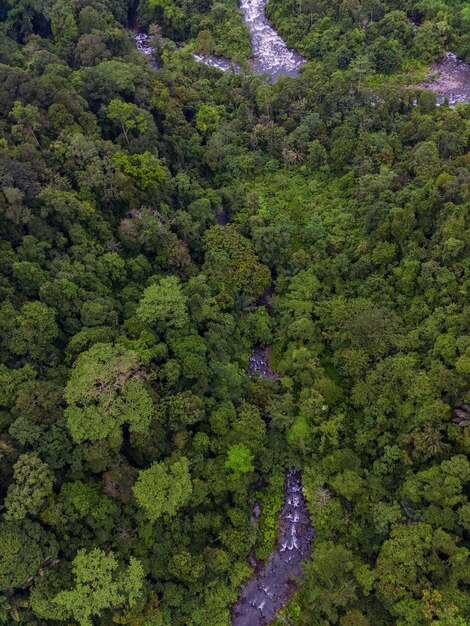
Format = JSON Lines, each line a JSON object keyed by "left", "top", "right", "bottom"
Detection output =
{"left": 191, "top": 0, "right": 305, "bottom": 79}
{"left": 239, "top": 0, "right": 305, "bottom": 79}
{"left": 133, "top": 6, "right": 313, "bottom": 622}
{"left": 132, "top": 0, "right": 305, "bottom": 80}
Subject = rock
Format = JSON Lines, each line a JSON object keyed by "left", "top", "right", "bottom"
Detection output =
{"left": 232, "top": 469, "right": 314, "bottom": 626}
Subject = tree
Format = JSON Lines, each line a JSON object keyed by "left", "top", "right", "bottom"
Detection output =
{"left": 301, "top": 542, "right": 357, "bottom": 623}
{"left": 5, "top": 301, "right": 59, "bottom": 361}
{"left": 107, "top": 99, "right": 148, "bottom": 146}
{"left": 196, "top": 29, "right": 215, "bottom": 56}
{"left": 374, "top": 522, "right": 468, "bottom": 623}
{"left": 64, "top": 343, "right": 153, "bottom": 443}
{"left": 136, "top": 276, "right": 188, "bottom": 332}
{"left": 203, "top": 225, "right": 271, "bottom": 300}
{"left": 4, "top": 453, "right": 54, "bottom": 520}
{"left": 53, "top": 549, "right": 144, "bottom": 626}
{"left": 114, "top": 150, "right": 168, "bottom": 191}
{"left": 196, "top": 105, "right": 221, "bottom": 134}
{"left": 133, "top": 457, "right": 192, "bottom": 521}
{"left": 0, "top": 520, "right": 58, "bottom": 589}
{"left": 9, "top": 101, "right": 41, "bottom": 145}
{"left": 225, "top": 444, "right": 254, "bottom": 477}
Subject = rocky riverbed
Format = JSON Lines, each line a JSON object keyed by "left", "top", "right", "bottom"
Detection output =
{"left": 133, "top": 32, "right": 159, "bottom": 68}
{"left": 248, "top": 345, "right": 278, "bottom": 380}
{"left": 419, "top": 52, "right": 470, "bottom": 106}
{"left": 232, "top": 469, "right": 314, "bottom": 626}
{"left": 132, "top": 0, "right": 305, "bottom": 80}
{"left": 239, "top": 0, "right": 305, "bottom": 79}
{"left": 235, "top": 301, "right": 314, "bottom": 625}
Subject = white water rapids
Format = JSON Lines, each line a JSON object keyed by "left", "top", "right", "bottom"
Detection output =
{"left": 133, "top": 0, "right": 305, "bottom": 80}
{"left": 239, "top": 0, "right": 305, "bottom": 79}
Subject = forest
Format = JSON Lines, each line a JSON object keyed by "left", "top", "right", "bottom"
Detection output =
{"left": 0, "top": 0, "right": 469, "bottom": 624}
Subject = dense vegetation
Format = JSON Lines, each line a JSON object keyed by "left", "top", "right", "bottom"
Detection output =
{"left": 0, "top": 0, "right": 469, "bottom": 625}
{"left": 267, "top": 0, "right": 470, "bottom": 69}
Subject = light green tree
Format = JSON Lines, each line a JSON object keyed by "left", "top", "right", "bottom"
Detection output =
{"left": 107, "top": 99, "right": 148, "bottom": 146}
{"left": 225, "top": 444, "right": 254, "bottom": 477}
{"left": 53, "top": 549, "right": 144, "bottom": 626}
{"left": 196, "top": 105, "right": 221, "bottom": 133}
{"left": 10, "top": 101, "right": 41, "bottom": 145}
{"left": 136, "top": 276, "right": 188, "bottom": 331}
{"left": 133, "top": 457, "right": 192, "bottom": 521}
{"left": 64, "top": 343, "right": 153, "bottom": 443}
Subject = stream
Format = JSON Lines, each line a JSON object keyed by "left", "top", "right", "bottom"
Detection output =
{"left": 192, "top": 0, "right": 305, "bottom": 79}
{"left": 232, "top": 469, "right": 314, "bottom": 626}
{"left": 231, "top": 303, "right": 314, "bottom": 625}
{"left": 239, "top": 0, "right": 305, "bottom": 79}
{"left": 132, "top": 6, "right": 313, "bottom": 621}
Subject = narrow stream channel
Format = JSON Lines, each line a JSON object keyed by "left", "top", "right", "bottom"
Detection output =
{"left": 233, "top": 469, "right": 314, "bottom": 625}
{"left": 232, "top": 287, "right": 314, "bottom": 625}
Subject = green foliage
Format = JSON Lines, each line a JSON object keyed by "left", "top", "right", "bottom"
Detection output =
{"left": 133, "top": 457, "right": 192, "bottom": 521}
{"left": 0, "top": 0, "right": 469, "bottom": 623}
{"left": 64, "top": 343, "right": 153, "bottom": 443}
{"left": 225, "top": 443, "right": 254, "bottom": 477}
{"left": 0, "top": 520, "right": 58, "bottom": 589}
{"left": 256, "top": 468, "right": 285, "bottom": 560}
{"left": 196, "top": 105, "right": 222, "bottom": 133}
{"left": 107, "top": 99, "right": 148, "bottom": 145}
{"left": 137, "top": 276, "right": 188, "bottom": 331}
{"left": 53, "top": 549, "right": 144, "bottom": 626}
{"left": 4, "top": 453, "right": 54, "bottom": 520}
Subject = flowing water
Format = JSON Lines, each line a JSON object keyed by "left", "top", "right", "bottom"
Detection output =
{"left": 239, "top": 0, "right": 305, "bottom": 79}
{"left": 248, "top": 345, "right": 277, "bottom": 380}
{"left": 237, "top": 300, "right": 314, "bottom": 626}
{"left": 132, "top": 0, "right": 305, "bottom": 80}
{"left": 192, "top": 0, "right": 305, "bottom": 79}
{"left": 193, "top": 52, "right": 242, "bottom": 74}
{"left": 133, "top": 33, "right": 159, "bottom": 68}
{"left": 132, "top": 21, "right": 312, "bottom": 622}
{"left": 420, "top": 52, "right": 470, "bottom": 106}
{"left": 232, "top": 469, "right": 314, "bottom": 626}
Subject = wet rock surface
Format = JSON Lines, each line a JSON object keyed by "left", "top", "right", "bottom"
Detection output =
{"left": 235, "top": 345, "right": 314, "bottom": 625}
{"left": 239, "top": 0, "right": 305, "bottom": 79}
{"left": 248, "top": 345, "right": 277, "bottom": 380}
{"left": 133, "top": 33, "right": 159, "bottom": 68}
{"left": 195, "top": 0, "right": 305, "bottom": 80}
{"left": 133, "top": 0, "right": 305, "bottom": 80}
{"left": 214, "top": 206, "right": 230, "bottom": 225}
{"left": 420, "top": 52, "right": 470, "bottom": 106}
{"left": 193, "top": 52, "right": 242, "bottom": 74}
{"left": 232, "top": 469, "right": 314, "bottom": 626}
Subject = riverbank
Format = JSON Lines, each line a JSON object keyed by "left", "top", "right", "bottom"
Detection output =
{"left": 418, "top": 52, "right": 470, "bottom": 106}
